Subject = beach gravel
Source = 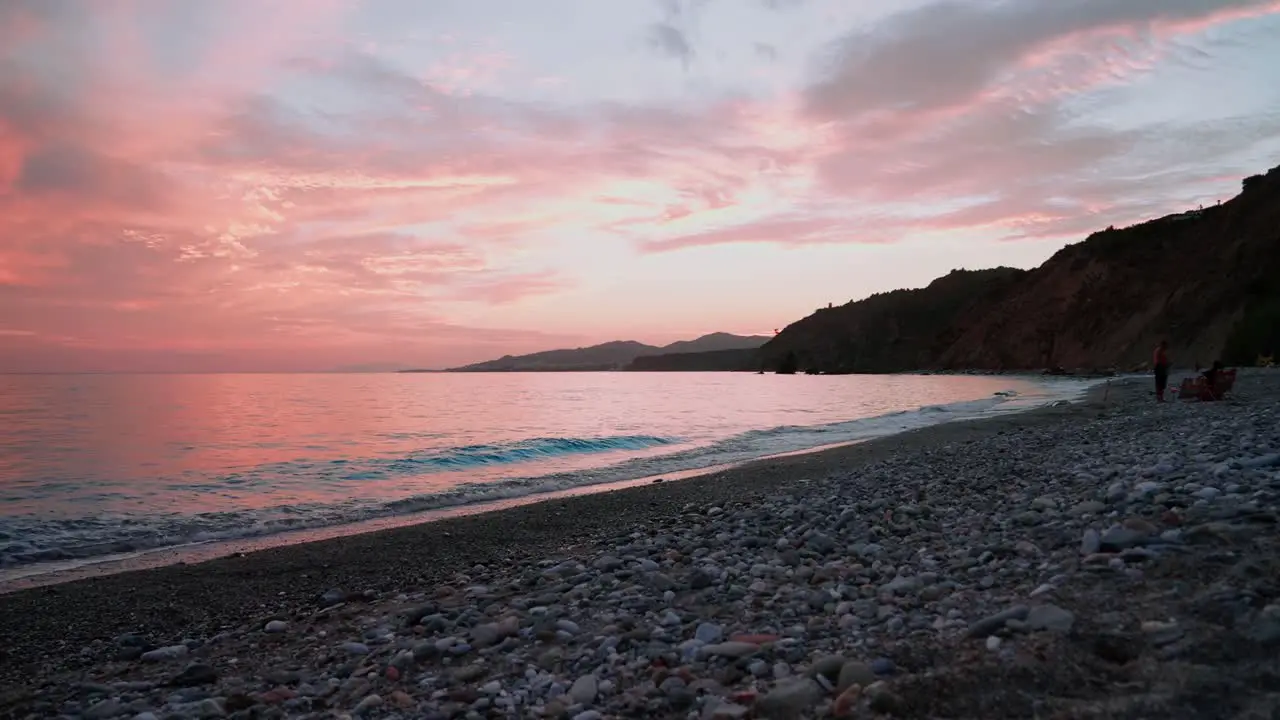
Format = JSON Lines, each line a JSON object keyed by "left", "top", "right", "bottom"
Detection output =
{"left": 2, "top": 370, "right": 1279, "bottom": 718}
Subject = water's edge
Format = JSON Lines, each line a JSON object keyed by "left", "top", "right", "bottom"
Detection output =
{"left": 0, "top": 378, "right": 1097, "bottom": 591}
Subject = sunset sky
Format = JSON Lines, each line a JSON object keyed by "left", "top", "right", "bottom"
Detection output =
{"left": 2, "top": 0, "right": 1279, "bottom": 372}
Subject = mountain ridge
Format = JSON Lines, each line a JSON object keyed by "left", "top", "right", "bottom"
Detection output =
{"left": 413, "top": 162, "right": 1278, "bottom": 375}
{"left": 436, "top": 333, "right": 770, "bottom": 372}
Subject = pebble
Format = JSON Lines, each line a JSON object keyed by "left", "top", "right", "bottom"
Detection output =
{"left": 194, "top": 698, "right": 224, "bottom": 718}
{"left": 168, "top": 664, "right": 218, "bottom": 687}
{"left": 84, "top": 698, "right": 125, "bottom": 719}
{"left": 836, "top": 661, "right": 875, "bottom": 692}
{"left": 709, "top": 702, "right": 751, "bottom": 718}
{"left": 1070, "top": 500, "right": 1107, "bottom": 516}
{"left": 869, "top": 657, "right": 895, "bottom": 676}
{"left": 757, "top": 678, "right": 823, "bottom": 719}
{"left": 1080, "top": 528, "right": 1101, "bottom": 555}
{"left": 1100, "top": 526, "right": 1147, "bottom": 552}
{"left": 18, "top": 378, "right": 1280, "bottom": 720}
{"left": 701, "top": 641, "right": 760, "bottom": 659}
{"left": 140, "top": 645, "right": 188, "bottom": 663}
{"left": 353, "top": 694, "right": 382, "bottom": 715}
{"left": 967, "top": 605, "right": 1029, "bottom": 638}
{"left": 1025, "top": 604, "right": 1076, "bottom": 633}
{"left": 569, "top": 674, "right": 598, "bottom": 705}
{"left": 694, "top": 622, "right": 724, "bottom": 643}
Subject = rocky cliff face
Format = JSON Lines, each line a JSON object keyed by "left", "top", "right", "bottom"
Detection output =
{"left": 940, "top": 164, "right": 1280, "bottom": 371}
{"left": 759, "top": 268, "right": 1026, "bottom": 373}
{"left": 761, "top": 163, "right": 1280, "bottom": 373}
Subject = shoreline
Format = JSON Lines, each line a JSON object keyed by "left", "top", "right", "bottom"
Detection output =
{"left": 11, "top": 372, "right": 1278, "bottom": 718}
{"left": 0, "top": 382, "right": 1115, "bottom": 685}
{"left": 0, "top": 377, "right": 1094, "bottom": 593}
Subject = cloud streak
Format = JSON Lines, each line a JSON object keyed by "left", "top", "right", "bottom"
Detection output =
{"left": 1, "top": 0, "right": 1277, "bottom": 370}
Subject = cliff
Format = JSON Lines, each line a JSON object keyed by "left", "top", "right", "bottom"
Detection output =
{"left": 939, "top": 164, "right": 1280, "bottom": 370}
{"left": 760, "top": 162, "right": 1280, "bottom": 373}
{"left": 758, "top": 268, "right": 1026, "bottom": 373}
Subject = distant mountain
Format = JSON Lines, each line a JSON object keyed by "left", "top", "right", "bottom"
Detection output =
{"left": 427, "top": 164, "right": 1280, "bottom": 377}
{"left": 658, "top": 332, "right": 771, "bottom": 355}
{"left": 759, "top": 161, "right": 1280, "bottom": 373}
{"left": 443, "top": 334, "right": 770, "bottom": 372}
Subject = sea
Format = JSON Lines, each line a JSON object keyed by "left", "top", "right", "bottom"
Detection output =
{"left": 0, "top": 372, "right": 1093, "bottom": 588}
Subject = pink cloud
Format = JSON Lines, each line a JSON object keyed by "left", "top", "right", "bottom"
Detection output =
{"left": 0, "top": 0, "right": 1276, "bottom": 371}
{"left": 639, "top": 215, "right": 882, "bottom": 253}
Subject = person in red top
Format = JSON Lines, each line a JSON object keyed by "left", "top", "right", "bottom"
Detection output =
{"left": 1153, "top": 340, "right": 1170, "bottom": 402}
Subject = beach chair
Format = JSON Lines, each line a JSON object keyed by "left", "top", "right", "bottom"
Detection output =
{"left": 1214, "top": 368, "right": 1237, "bottom": 397}
{"left": 1179, "top": 369, "right": 1236, "bottom": 401}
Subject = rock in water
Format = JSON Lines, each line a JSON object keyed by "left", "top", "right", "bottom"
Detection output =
{"left": 1026, "top": 604, "right": 1076, "bottom": 633}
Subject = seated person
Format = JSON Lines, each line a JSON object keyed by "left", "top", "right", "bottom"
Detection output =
{"left": 1202, "top": 360, "right": 1224, "bottom": 386}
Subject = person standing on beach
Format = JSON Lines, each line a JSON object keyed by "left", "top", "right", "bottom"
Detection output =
{"left": 1153, "top": 340, "right": 1171, "bottom": 402}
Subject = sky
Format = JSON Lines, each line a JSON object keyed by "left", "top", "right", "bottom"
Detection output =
{"left": 2, "top": 0, "right": 1279, "bottom": 372}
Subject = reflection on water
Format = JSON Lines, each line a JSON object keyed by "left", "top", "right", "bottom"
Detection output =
{"left": 0, "top": 372, "right": 1088, "bottom": 571}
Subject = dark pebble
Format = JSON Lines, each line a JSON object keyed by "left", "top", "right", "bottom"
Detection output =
{"left": 169, "top": 663, "right": 218, "bottom": 688}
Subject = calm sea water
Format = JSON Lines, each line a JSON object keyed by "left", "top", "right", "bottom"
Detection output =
{"left": 0, "top": 372, "right": 1088, "bottom": 578}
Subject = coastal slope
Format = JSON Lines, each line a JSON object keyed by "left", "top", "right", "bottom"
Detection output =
{"left": 757, "top": 162, "right": 1280, "bottom": 373}
{"left": 758, "top": 268, "right": 1025, "bottom": 374}
{"left": 938, "top": 164, "right": 1280, "bottom": 371}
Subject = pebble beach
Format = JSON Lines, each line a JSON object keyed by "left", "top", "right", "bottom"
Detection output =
{"left": 3, "top": 371, "right": 1279, "bottom": 720}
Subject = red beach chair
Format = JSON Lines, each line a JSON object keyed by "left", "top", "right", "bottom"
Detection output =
{"left": 1182, "top": 369, "right": 1236, "bottom": 401}
{"left": 1178, "top": 377, "right": 1203, "bottom": 400}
